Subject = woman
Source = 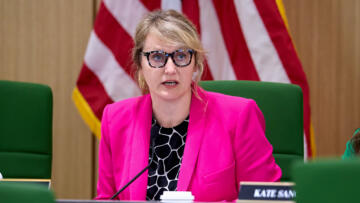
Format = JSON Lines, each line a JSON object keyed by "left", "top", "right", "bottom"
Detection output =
{"left": 342, "top": 128, "right": 360, "bottom": 159}
{"left": 96, "top": 10, "right": 281, "bottom": 201}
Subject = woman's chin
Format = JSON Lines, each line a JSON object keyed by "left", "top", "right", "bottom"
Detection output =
{"left": 151, "top": 90, "right": 190, "bottom": 102}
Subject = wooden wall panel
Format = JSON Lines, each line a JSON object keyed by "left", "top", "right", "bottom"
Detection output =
{"left": 92, "top": 0, "right": 102, "bottom": 198}
{"left": 0, "top": 0, "right": 95, "bottom": 199}
{"left": 283, "top": 0, "right": 360, "bottom": 156}
{"left": 96, "top": 0, "right": 101, "bottom": 11}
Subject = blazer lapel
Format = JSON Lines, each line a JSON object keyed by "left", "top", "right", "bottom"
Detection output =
{"left": 128, "top": 94, "right": 152, "bottom": 200}
{"left": 177, "top": 90, "right": 208, "bottom": 191}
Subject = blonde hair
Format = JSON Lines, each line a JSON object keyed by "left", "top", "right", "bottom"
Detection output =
{"left": 132, "top": 9, "right": 205, "bottom": 93}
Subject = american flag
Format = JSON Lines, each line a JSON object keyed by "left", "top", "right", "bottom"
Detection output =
{"left": 72, "top": 0, "right": 315, "bottom": 158}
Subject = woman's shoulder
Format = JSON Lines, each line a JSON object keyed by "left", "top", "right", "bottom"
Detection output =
{"left": 103, "top": 94, "right": 150, "bottom": 118}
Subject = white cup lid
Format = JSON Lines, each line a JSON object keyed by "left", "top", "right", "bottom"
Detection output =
{"left": 160, "top": 191, "right": 194, "bottom": 201}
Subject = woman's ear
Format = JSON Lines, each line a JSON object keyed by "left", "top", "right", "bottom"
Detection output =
{"left": 192, "top": 66, "right": 199, "bottom": 81}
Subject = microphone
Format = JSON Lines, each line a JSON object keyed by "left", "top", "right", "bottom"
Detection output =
{"left": 110, "top": 162, "right": 152, "bottom": 200}
{"left": 110, "top": 134, "right": 157, "bottom": 200}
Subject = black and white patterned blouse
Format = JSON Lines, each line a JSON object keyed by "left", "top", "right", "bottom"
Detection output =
{"left": 146, "top": 116, "right": 189, "bottom": 200}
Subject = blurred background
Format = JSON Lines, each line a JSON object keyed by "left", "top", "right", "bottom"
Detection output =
{"left": 0, "top": 0, "right": 359, "bottom": 200}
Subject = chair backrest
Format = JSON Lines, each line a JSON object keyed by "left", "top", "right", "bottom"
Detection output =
{"left": 293, "top": 159, "right": 360, "bottom": 203}
{"left": 0, "top": 182, "right": 55, "bottom": 203}
{"left": 0, "top": 80, "right": 52, "bottom": 179}
{"left": 199, "top": 80, "right": 303, "bottom": 181}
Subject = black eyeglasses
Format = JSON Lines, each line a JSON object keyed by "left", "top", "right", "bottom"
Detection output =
{"left": 142, "top": 49, "right": 194, "bottom": 68}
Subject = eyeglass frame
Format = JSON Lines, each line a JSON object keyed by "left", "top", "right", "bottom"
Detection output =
{"left": 142, "top": 49, "right": 195, "bottom": 68}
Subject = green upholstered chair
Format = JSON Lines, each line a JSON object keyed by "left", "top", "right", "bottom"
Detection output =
{"left": 0, "top": 181, "right": 55, "bottom": 203}
{"left": 293, "top": 159, "right": 360, "bottom": 203}
{"left": 199, "top": 80, "right": 304, "bottom": 181}
{"left": 0, "top": 80, "right": 52, "bottom": 179}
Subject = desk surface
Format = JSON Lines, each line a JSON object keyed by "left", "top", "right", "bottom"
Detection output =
{"left": 56, "top": 200, "right": 158, "bottom": 203}
{"left": 56, "top": 200, "right": 293, "bottom": 203}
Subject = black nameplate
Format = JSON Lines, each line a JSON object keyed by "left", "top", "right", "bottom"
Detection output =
{"left": 238, "top": 182, "right": 295, "bottom": 202}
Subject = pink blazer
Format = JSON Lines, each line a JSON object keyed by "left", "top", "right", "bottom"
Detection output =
{"left": 96, "top": 88, "right": 282, "bottom": 201}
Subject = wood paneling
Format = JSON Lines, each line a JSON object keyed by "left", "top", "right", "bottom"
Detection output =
{"left": 283, "top": 0, "right": 360, "bottom": 156}
{"left": 0, "top": 0, "right": 95, "bottom": 199}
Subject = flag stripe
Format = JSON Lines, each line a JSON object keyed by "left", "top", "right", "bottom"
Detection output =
{"left": 104, "top": 0, "right": 148, "bottom": 38}
{"left": 202, "top": 61, "right": 214, "bottom": 80}
{"left": 140, "top": 0, "right": 161, "bottom": 11}
{"left": 76, "top": 64, "right": 113, "bottom": 119}
{"left": 94, "top": 3, "right": 134, "bottom": 79}
{"left": 84, "top": 31, "right": 141, "bottom": 102}
{"left": 234, "top": 0, "right": 290, "bottom": 83}
{"left": 253, "top": 0, "right": 305, "bottom": 84}
{"left": 182, "top": 0, "right": 214, "bottom": 80}
{"left": 182, "top": 0, "right": 201, "bottom": 34}
{"left": 199, "top": 0, "right": 236, "bottom": 80}
{"left": 161, "top": 0, "right": 182, "bottom": 11}
{"left": 212, "top": 0, "right": 260, "bottom": 81}
{"left": 253, "top": 0, "right": 312, "bottom": 156}
{"left": 275, "top": 0, "right": 290, "bottom": 30}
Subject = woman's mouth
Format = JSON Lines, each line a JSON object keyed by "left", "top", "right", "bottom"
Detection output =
{"left": 162, "top": 81, "right": 178, "bottom": 86}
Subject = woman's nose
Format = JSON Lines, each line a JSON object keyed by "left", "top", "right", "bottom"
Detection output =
{"left": 164, "top": 57, "right": 177, "bottom": 74}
